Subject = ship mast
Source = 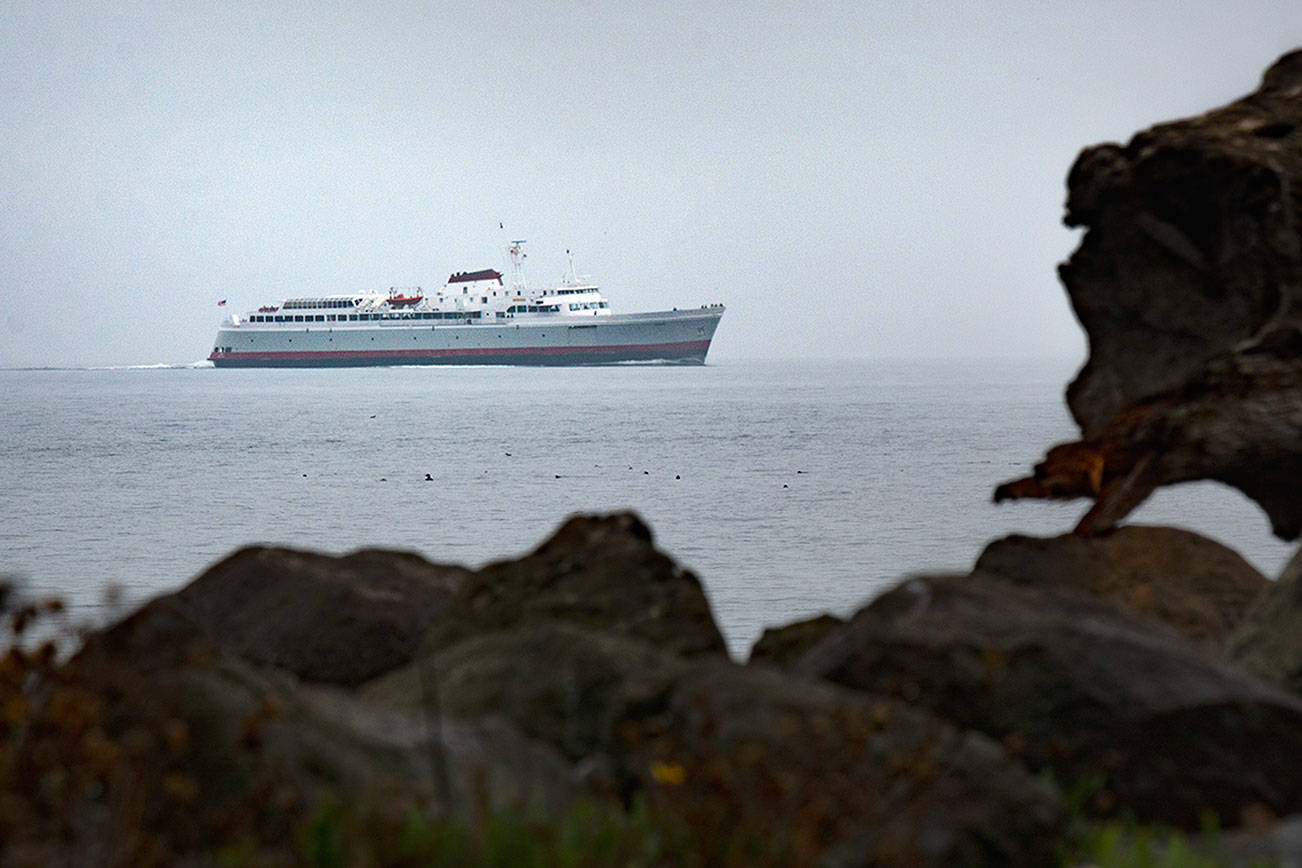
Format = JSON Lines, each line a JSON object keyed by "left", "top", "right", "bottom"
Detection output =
{"left": 507, "top": 240, "right": 528, "bottom": 295}
{"left": 564, "top": 249, "right": 579, "bottom": 287}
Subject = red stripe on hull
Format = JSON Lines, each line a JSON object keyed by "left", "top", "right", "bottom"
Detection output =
{"left": 210, "top": 339, "right": 713, "bottom": 367}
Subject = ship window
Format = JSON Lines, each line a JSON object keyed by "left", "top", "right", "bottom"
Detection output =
{"left": 482, "top": 297, "right": 487, "bottom": 303}
{"left": 348, "top": 314, "right": 358, "bottom": 321}
{"left": 294, "top": 315, "right": 304, "bottom": 322}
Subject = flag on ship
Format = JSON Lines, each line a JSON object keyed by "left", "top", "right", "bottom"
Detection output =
{"left": 217, "top": 299, "right": 227, "bottom": 306}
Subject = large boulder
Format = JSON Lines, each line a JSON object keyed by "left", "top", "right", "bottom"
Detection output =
{"left": 974, "top": 525, "right": 1268, "bottom": 646}
{"left": 110, "top": 545, "right": 472, "bottom": 686}
{"left": 995, "top": 50, "right": 1302, "bottom": 539}
{"left": 362, "top": 621, "right": 692, "bottom": 767}
{"left": 797, "top": 573, "right": 1302, "bottom": 828}
{"left": 1229, "top": 545, "right": 1302, "bottom": 693}
{"left": 1, "top": 602, "right": 573, "bottom": 865}
{"left": 747, "top": 612, "right": 845, "bottom": 666}
{"left": 629, "top": 660, "right": 1063, "bottom": 867}
{"left": 422, "top": 513, "right": 727, "bottom": 658}
{"left": 369, "top": 621, "right": 1063, "bottom": 866}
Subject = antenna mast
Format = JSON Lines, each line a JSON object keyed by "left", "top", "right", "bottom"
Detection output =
{"left": 564, "top": 248, "right": 579, "bottom": 286}
{"left": 507, "top": 240, "right": 528, "bottom": 295}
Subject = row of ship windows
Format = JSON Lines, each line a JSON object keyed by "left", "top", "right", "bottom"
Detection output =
{"left": 282, "top": 299, "right": 360, "bottom": 310}
{"left": 249, "top": 311, "right": 484, "bottom": 323}
{"left": 568, "top": 301, "right": 609, "bottom": 311}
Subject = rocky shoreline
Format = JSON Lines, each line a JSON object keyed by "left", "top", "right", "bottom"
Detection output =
{"left": 5, "top": 50, "right": 1302, "bottom": 866}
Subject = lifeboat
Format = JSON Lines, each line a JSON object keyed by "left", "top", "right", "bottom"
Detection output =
{"left": 386, "top": 292, "right": 423, "bottom": 308}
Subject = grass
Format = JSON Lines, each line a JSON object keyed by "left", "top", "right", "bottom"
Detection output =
{"left": 287, "top": 796, "right": 697, "bottom": 868}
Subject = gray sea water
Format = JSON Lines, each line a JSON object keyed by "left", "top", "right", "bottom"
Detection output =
{"left": 1, "top": 359, "right": 1293, "bottom": 657}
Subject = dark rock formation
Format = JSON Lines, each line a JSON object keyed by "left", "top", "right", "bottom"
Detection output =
{"left": 797, "top": 573, "right": 1302, "bottom": 828}
{"left": 630, "top": 659, "right": 1062, "bottom": 866}
{"left": 748, "top": 612, "right": 845, "bottom": 666}
{"left": 1229, "top": 545, "right": 1302, "bottom": 692}
{"left": 995, "top": 50, "right": 1302, "bottom": 539}
{"left": 974, "top": 525, "right": 1267, "bottom": 646}
{"left": 422, "top": 512, "right": 727, "bottom": 658}
{"left": 106, "top": 545, "right": 471, "bottom": 686}
{"left": 362, "top": 621, "right": 692, "bottom": 766}
{"left": 4, "top": 600, "right": 571, "bottom": 863}
{"left": 1219, "top": 813, "right": 1302, "bottom": 866}
{"left": 371, "top": 621, "right": 1063, "bottom": 866}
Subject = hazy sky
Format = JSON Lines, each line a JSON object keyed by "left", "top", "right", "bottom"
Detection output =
{"left": 2, "top": 1, "right": 1298, "bottom": 367}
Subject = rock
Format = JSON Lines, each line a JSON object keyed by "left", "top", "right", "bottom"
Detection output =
{"left": 797, "top": 573, "right": 1302, "bottom": 828}
{"left": 974, "top": 525, "right": 1267, "bottom": 646}
{"left": 2, "top": 603, "right": 575, "bottom": 863}
{"left": 629, "top": 658, "right": 1063, "bottom": 866}
{"left": 995, "top": 50, "right": 1302, "bottom": 539}
{"left": 1218, "top": 812, "right": 1302, "bottom": 866}
{"left": 422, "top": 513, "right": 727, "bottom": 658}
{"left": 362, "top": 621, "right": 692, "bottom": 768}
{"left": 747, "top": 613, "right": 845, "bottom": 666}
{"left": 1228, "top": 545, "right": 1302, "bottom": 693}
{"left": 372, "top": 621, "right": 1063, "bottom": 865}
{"left": 109, "top": 546, "right": 471, "bottom": 686}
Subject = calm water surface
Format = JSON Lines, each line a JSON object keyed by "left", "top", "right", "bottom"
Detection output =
{"left": 1, "top": 359, "right": 1292, "bottom": 656}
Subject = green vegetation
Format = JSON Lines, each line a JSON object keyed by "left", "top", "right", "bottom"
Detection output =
{"left": 287, "top": 797, "right": 697, "bottom": 868}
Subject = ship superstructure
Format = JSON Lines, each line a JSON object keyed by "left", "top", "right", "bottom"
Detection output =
{"left": 208, "top": 244, "right": 724, "bottom": 367}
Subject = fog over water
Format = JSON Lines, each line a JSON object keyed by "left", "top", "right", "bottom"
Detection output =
{"left": 2, "top": 1, "right": 1299, "bottom": 366}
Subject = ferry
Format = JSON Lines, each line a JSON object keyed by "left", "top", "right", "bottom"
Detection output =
{"left": 208, "top": 243, "right": 724, "bottom": 367}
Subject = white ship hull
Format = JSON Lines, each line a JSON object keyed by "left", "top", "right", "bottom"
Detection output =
{"left": 210, "top": 307, "right": 723, "bottom": 367}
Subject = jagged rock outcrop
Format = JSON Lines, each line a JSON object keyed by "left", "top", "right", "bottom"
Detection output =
{"left": 797, "top": 572, "right": 1302, "bottom": 828}
{"left": 1229, "top": 545, "right": 1302, "bottom": 692}
{"left": 995, "top": 50, "right": 1302, "bottom": 539}
{"left": 974, "top": 525, "right": 1268, "bottom": 646}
